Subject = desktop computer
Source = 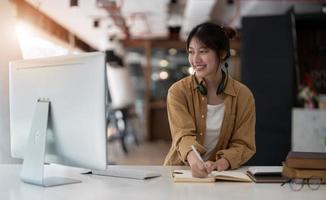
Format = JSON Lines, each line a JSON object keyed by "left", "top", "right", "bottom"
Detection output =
{"left": 9, "top": 52, "right": 160, "bottom": 187}
{"left": 9, "top": 52, "right": 107, "bottom": 186}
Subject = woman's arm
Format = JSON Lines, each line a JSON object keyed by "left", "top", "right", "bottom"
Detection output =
{"left": 167, "top": 85, "right": 206, "bottom": 164}
{"left": 216, "top": 86, "right": 256, "bottom": 169}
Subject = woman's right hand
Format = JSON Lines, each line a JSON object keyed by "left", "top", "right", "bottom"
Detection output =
{"left": 187, "top": 150, "right": 208, "bottom": 178}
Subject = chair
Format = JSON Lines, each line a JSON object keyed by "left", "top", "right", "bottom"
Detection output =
{"left": 106, "top": 59, "right": 138, "bottom": 154}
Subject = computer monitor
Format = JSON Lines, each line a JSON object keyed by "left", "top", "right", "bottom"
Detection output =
{"left": 9, "top": 52, "right": 107, "bottom": 186}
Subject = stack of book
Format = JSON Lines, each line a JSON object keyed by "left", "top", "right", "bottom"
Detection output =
{"left": 282, "top": 151, "right": 326, "bottom": 183}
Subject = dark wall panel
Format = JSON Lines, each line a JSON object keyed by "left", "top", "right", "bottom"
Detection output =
{"left": 241, "top": 15, "right": 295, "bottom": 165}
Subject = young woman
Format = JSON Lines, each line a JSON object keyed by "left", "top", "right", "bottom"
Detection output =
{"left": 164, "top": 22, "right": 256, "bottom": 178}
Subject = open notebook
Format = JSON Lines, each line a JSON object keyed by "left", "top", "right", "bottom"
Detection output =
{"left": 172, "top": 169, "right": 252, "bottom": 183}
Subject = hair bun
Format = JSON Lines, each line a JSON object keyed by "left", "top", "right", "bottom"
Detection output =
{"left": 222, "top": 26, "right": 236, "bottom": 40}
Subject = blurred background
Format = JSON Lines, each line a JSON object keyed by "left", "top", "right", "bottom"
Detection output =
{"left": 1, "top": 0, "right": 326, "bottom": 165}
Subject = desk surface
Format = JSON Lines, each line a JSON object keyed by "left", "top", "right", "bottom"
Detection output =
{"left": 0, "top": 164, "right": 325, "bottom": 200}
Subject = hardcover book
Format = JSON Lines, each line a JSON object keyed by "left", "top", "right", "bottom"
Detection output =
{"left": 282, "top": 162, "right": 326, "bottom": 183}
{"left": 285, "top": 151, "right": 326, "bottom": 170}
{"left": 246, "top": 166, "right": 288, "bottom": 183}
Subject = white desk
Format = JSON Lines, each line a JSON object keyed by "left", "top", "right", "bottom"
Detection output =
{"left": 0, "top": 164, "right": 325, "bottom": 200}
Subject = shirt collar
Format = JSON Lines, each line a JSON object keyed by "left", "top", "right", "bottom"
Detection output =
{"left": 223, "top": 75, "right": 236, "bottom": 96}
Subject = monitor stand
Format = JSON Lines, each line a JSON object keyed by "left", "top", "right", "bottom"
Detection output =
{"left": 20, "top": 99, "right": 81, "bottom": 187}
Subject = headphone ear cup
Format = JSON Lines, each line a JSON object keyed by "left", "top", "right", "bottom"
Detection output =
{"left": 216, "top": 68, "right": 227, "bottom": 95}
{"left": 193, "top": 74, "right": 207, "bottom": 96}
{"left": 196, "top": 84, "right": 207, "bottom": 96}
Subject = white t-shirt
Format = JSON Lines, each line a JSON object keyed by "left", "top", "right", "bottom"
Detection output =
{"left": 203, "top": 103, "right": 225, "bottom": 161}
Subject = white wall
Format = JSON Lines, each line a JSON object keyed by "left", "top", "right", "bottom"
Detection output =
{"left": 0, "top": 1, "right": 22, "bottom": 163}
{"left": 292, "top": 109, "right": 326, "bottom": 152}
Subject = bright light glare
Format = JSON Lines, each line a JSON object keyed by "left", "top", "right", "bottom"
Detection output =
{"left": 15, "top": 21, "right": 69, "bottom": 59}
{"left": 168, "top": 48, "right": 177, "bottom": 55}
{"left": 159, "top": 59, "right": 169, "bottom": 68}
{"left": 188, "top": 67, "right": 195, "bottom": 75}
{"left": 151, "top": 73, "right": 159, "bottom": 81}
{"left": 159, "top": 71, "right": 169, "bottom": 80}
{"left": 15, "top": 22, "right": 33, "bottom": 41}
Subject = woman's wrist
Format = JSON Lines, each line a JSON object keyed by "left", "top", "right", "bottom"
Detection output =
{"left": 186, "top": 151, "right": 195, "bottom": 166}
{"left": 215, "top": 157, "right": 230, "bottom": 171}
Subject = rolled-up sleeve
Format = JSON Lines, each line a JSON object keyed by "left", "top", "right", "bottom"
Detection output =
{"left": 167, "top": 86, "right": 206, "bottom": 164}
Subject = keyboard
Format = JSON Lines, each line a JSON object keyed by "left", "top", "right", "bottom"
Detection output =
{"left": 91, "top": 167, "right": 161, "bottom": 180}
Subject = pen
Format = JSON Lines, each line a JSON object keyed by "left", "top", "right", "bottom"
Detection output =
{"left": 191, "top": 145, "right": 207, "bottom": 169}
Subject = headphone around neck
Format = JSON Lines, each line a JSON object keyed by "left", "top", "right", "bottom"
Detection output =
{"left": 194, "top": 62, "right": 229, "bottom": 96}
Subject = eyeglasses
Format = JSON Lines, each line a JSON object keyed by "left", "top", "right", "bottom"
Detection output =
{"left": 281, "top": 176, "right": 322, "bottom": 191}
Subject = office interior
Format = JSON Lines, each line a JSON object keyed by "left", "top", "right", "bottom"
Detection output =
{"left": 1, "top": 0, "right": 326, "bottom": 168}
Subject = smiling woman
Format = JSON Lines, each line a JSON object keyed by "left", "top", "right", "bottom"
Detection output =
{"left": 164, "top": 22, "right": 256, "bottom": 178}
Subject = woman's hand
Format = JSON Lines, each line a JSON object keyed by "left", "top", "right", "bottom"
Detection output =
{"left": 187, "top": 151, "right": 208, "bottom": 178}
{"left": 204, "top": 158, "right": 230, "bottom": 173}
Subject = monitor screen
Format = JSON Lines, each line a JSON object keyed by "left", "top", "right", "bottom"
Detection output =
{"left": 9, "top": 52, "right": 107, "bottom": 186}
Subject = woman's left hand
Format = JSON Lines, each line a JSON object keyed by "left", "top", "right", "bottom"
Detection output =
{"left": 204, "top": 158, "right": 230, "bottom": 173}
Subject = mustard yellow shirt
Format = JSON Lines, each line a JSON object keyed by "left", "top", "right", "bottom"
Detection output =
{"left": 163, "top": 75, "right": 256, "bottom": 169}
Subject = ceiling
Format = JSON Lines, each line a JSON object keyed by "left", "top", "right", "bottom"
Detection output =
{"left": 23, "top": 0, "right": 325, "bottom": 51}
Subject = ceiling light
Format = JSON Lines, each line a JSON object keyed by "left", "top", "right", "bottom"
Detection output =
{"left": 159, "top": 71, "right": 169, "bottom": 80}
{"left": 159, "top": 59, "right": 169, "bottom": 68}
{"left": 168, "top": 48, "right": 177, "bottom": 56}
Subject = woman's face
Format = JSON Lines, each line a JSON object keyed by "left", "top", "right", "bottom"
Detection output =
{"left": 188, "top": 37, "right": 220, "bottom": 79}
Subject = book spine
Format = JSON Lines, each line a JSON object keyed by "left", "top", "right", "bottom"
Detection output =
{"left": 282, "top": 163, "right": 326, "bottom": 183}
{"left": 286, "top": 159, "right": 326, "bottom": 170}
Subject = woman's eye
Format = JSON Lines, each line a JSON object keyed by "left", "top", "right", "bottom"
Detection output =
{"left": 200, "top": 50, "right": 208, "bottom": 54}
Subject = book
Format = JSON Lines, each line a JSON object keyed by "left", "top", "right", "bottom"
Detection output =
{"left": 172, "top": 169, "right": 252, "bottom": 183}
{"left": 282, "top": 162, "right": 326, "bottom": 183}
{"left": 247, "top": 166, "right": 283, "bottom": 175}
{"left": 246, "top": 166, "right": 288, "bottom": 183}
{"left": 285, "top": 151, "right": 326, "bottom": 170}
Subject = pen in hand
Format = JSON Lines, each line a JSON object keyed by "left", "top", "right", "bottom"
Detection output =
{"left": 191, "top": 145, "right": 208, "bottom": 170}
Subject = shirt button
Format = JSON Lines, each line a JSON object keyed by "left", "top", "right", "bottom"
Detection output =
{"left": 199, "top": 132, "right": 203, "bottom": 136}
{"left": 201, "top": 115, "right": 205, "bottom": 118}
{"left": 201, "top": 97, "right": 205, "bottom": 101}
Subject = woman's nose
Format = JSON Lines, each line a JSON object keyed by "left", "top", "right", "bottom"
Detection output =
{"left": 193, "top": 53, "right": 201, "bottom": 62}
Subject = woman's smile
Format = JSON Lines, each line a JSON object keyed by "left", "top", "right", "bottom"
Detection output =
{"left": 194, "top": 64, "right": 207, "bottom": 71}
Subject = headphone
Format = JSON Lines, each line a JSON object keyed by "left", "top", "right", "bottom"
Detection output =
{"left": 194, "top": 62, "right": 229, "bottom": 96}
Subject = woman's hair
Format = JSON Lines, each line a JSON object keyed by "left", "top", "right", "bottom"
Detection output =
{"left": 186, "top": 22, "right": 236, "bottom": 61}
